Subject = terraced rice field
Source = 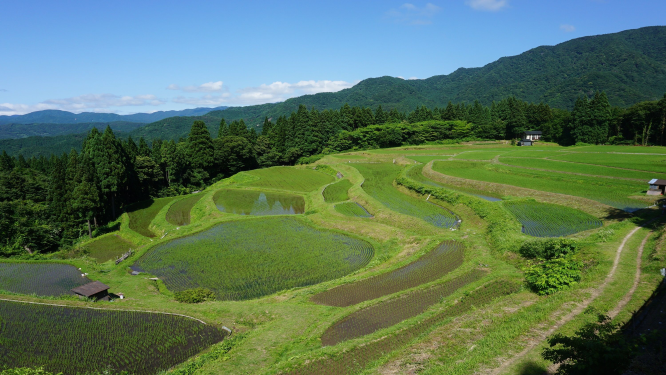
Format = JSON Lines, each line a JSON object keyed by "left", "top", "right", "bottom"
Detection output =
{"left": 323, "top": 179, "right": 352, "bottom": 203}
{"left": 431, "top": 160, "right": 652, "bottom": 212}
{"left": 128, "top": 197, "right": 178, "bottom": 237}
{"left": 407, "top": 164, "right": 502, "bottom": 202}
{"left": 312, "top": 240, "right": 464, "bottom": 307}
{"left": 500, "top": 157, "right": 665, "bottom": 180}
{"left": 0, "top": 300, "right": 226, "bottom": 375}
{"left": 244, "top": 166, "right": 334, "bottom": 192}
{"left": 334, "top": 202, "right": 373, "bottom": 218}
{"left": 286, "top": 280, "right": 520, "bottom": 375}
{"left": 547, "top": 152, "right": 666, "bottom": 174}
{"left": 133, "top": 217, "right": 374, "bottom": 300}
{"left": 166, "top": 193, "right": 205, "bottom": 226}
{"left": 0, "top": 263, "right": 90, "bottom": 296}
{"left": 503, "top": 200, "right": 603, "bottom": 237}
{"left": 321, "top": 270, "right": 485, "bottom": 346}
{"left": 404, "top": 155, "right": 453, "bottom": 163}
{"left": 354, "top": 163, "right": 459, "bottom": 228}
{"left": 214, "top": 189, "right": 305, "bottom": 215}
{"left": 83, "top": 234, "right": 135, "bottom": 263}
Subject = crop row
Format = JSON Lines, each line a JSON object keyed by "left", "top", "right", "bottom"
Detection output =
{"left": 127, "top": 197, "right": 178, "bottom": 237}
{"left": 502, "top": 200, "right": 603, "bottom": 237}
{"left": 286, "top": 279, "right": 520, "bottom": 375}
{"left": 353, "top": 163, "right": 459, "bottom": 228}
{"left": 333, "top": 202, "right": 373, "bottom": 218}
{"left": 214, "top": 189, "right": 305, "bottom": 216}
{"left": 166, "top": 193, "right": 204, "bottom": 226}
{"left": 0, "top": 300, "right": 226, "bottom": 375}
{"left": 312, "top": 240, "right": 464, "bottom": 307}
{"left": 323, "top": 179, "right": 352, "bottom": 203}
{"left": 133, "top": 217, "right": 374, "bottom": 301}
{"left": 0, "top": 263, "right": 90, "bottom": 296}
{"left": 244, "top": 166, "right": 334, "bottom": 192}
{"left": 321, "top": 270, "right": 485, "bottom": 346}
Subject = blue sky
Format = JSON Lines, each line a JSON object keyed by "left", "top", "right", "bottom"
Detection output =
{"left": 1, "top": 0, "right": 664, "bottom": 115}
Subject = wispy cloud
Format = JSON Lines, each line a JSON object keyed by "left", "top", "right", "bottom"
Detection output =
{"left": 0, "top": 93, "right": 164, "bottom": 116}
{"left": 174, "top": 80, "right": 355, "bottom": 106}
{"left": 167, "top": 81, "right": 225, "bottom": 93}
{"left": 465, "top": 0, "right": 508, "bottom": 12}
{"left": 0, "top": 89, "right": 7, "bottom": 92}
{"left": 560, "top": 24, "right": 576, "bottom": 32}
{"left": 385, "top": 3, "right": 441, "bottom": 25}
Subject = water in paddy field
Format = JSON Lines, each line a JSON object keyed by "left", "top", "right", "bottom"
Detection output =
{"left": 0, "top": 263, "right": 91, "bottom": 296}
{"left": 214, "top": 189, "right": 305, "bottom": 215}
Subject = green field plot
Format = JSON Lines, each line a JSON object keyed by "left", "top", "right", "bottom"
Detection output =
{"left": 500, "top": 157, "right": 665, "bottom": 180}
{"left": 321, "top": 270, "right": 485, "bottom": 346}
{"left": 406, "top": 164, "right": 501, "bottom": 202}
{"left": 330, "top": 154, "right": 368, "bottom": 159}
{"left": 82, "top": 234, "right": 135, "bottom": 263}
{"left": 354, "top": 163, "right": 459, "bottom": 228}
{"left": 0, "top": 263, "right": 90, "bottom": 296}
{"left": 501, "top": 149, "right": 568, "bottom": 158}
{"left": 312, "top": 240, "right": 464, "bottom": 307}
{"left": 244, "top": 166, "right": 334, "bottom": 192}
{"left": 127, "top": 197, "right": 178, "bottom": 237}
{"left": 566, "top": 145, "right": 666, "bottom": 154}
{"left": 453, "top": 150, "right": 508, "bottom": 160}
{"left": 503, "top": 201, "right": 603, "bottom": 237}
{"left": 334, "top": 202, "right": 373, "bottom": 218}
{"left": 287, "top": 280, "right": 520, "bottom": 375}
{"left": 0, "top": 300, "right": 225, "bottom": 375}
{"left": 548, "top": 152, "right": 666, "bottom": 174}
{"left": 323, "top": 179, "right": 352, "bottom": 203}
{"left": 405, "top": 155, "right": 453, "bottom": 163}
{"left": 133, "top": 217, "right": 374, "bottom": 300}
{"left": 166, "top": 193, "right": 205, "bottom": 226}
{"left": 432, "top": 160, "right": 651, "bottom": 212}
{"left": 214, "top": 189, "right": 305, "bottom": 215}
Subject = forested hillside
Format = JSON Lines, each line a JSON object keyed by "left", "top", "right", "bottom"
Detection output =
{"left": 0, "top": 121, "right": 144, "bottom": 140}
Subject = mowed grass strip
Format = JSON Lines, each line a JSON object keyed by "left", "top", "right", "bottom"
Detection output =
{"left": 501, "top": 157, "right": 666, "bottom": 180}
{"left": 214, "top": 189, "right": 305, "bottom": 215}
{"left": 244, "top": 166, "right": 334, "bottom": 192}
{"left": 354, "top": 163, "right": 458, "bottom": 228}
{"left": 133, "top": 217, "right": 374, "bottom": 301}
{"left": 503, "top": 200, "right": 603, "bottom": 238}
{"left": 0, "top": 263, "right": 91, "bottom": 296}
{"left": 311, "top": 240, "right": 464, "bottom": 307}
{"left": 286, "top": 280, "right": 520, "bottom": 375}
{"left": 431, "top": 160, "right": 650, "bottom": 211}
{"left": 128, "top": 197, "right": 178, "bottom": 237}
{"left": 321, "top": 270, "right": 486, "bottom": 346}
{"left": 323, "top": 179, "right": 352, "bottom": 203}
{"left": 0, "top": 300, "right": 226, "bottom": 375}
{"left": 166, "top": 193, "right": 205, "bottom": 226}
{"left": 334, "top": 202, "right": 373, "bottom": 218}
{"left": 83, "top": 234, "right": 135, "bottom": 263}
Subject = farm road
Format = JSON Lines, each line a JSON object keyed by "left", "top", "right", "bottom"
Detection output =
{"left": 485, "top": 224, "right": 644, "bottom": 375}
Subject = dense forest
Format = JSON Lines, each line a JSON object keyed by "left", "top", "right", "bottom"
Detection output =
{"left": 1, "top": 90, "right": 665, "bottom": 257}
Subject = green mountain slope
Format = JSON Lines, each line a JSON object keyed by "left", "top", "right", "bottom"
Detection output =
{"left": 0, "top": 121, "right": 144, "bottom": 140}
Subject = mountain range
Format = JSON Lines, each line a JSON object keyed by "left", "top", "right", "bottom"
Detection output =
{"left": 2, "top": 26, "right": 665, "bottom": 156}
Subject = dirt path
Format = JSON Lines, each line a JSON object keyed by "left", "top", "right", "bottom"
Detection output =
{"left": 608, "top": 232, "right": 652, "bottom": 319}
{"left": 486, "top": 225, "right": 643, "bottom": 375}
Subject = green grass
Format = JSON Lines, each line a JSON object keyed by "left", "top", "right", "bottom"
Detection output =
{"left": 502, "top": 200, "right": 603, "bottom": 237}
{"left": 406, "top": 155, "right": 453, "bottom": 163}
{"left": 166, "top": 193, "right": 205, "bottom": 226}
{"left": 83, "top": 234, "right": 135, "bottom": 263}
{"left": 0, "top": 300, "right": 226, "bottom": 375}
{"left": 330, "top": 154, "right": 367, "bottom": 159}
{"left": 500, "top": 157, "right": 666, "bottom": 180}
{"left": 548, "top": 152, "right": 666, "bottom": 174}
{"left": 334, "top": 202, "right": 373, "bottom": 218}
{"left": 0, "top": 263, "right": 90, "bottom": 296}
{"left": 213, "top": 189, "right": 305, "bottom": 215}
{"left": 323, "top": 179, "right": 352, "bottom": 203}
{"left": 243, "top": 166, "right": 334, "bottom": 192}
{"left": 431, "top": 160, "right": 652, "bottom": 212}
{"left": 354, "top": 163, "right": 459, "bottom": 228}
{"left": 133, "top": 217, "right": 374, "bottom": 300}
{"left": 127, "top": 197, "right": 178, "bottom": 237}
{"left": 453, "top": 150, "right": 508, "bottom": 160}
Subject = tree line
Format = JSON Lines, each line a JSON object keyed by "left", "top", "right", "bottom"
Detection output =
{"left": 1, "top": 91, "right": 665, "bottom": 257}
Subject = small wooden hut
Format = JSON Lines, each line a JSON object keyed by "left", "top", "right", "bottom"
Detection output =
{"left": 71, "top": 281, "right": 110, "bottom": 301}
{"left": 648, "top": 179, "right": 666, "bottom": 195}
{"left": 523, "top": 131, "right": 542, "bottom": 141}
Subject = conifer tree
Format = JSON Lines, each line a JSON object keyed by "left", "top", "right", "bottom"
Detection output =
{"left": 375, "top": 105, "right": 387, "bottom": 125}
{"left": 218, "top": 118, "right": 229, "bottom": 138}
{"left": 187, "top": 120, "right": 214, "bottom": 172}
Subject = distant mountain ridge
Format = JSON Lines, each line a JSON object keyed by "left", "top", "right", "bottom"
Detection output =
{"left": 0, "top": 106, "right": 228, "bottom": 125}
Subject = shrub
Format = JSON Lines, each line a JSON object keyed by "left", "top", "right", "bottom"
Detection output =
{"left": 524, "top": 256, "right": 582, "bottom": 295}
{"left": 520, "top": 239, "right": 579, "bottom": 260}
{"left": 174, "top": 288, "right": 216, "bottom": 303}
{"left": 296, "top": 154, "right": 324, "bottom": 165}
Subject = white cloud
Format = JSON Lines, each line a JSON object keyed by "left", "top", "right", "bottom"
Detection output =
{"left": 386, "top": 3, "right": 441, "bottom": 25}
{"left": 167, "top": 81, "right": 225, "bottom": 93}
{"left": 408, "top": 77, "right": 419, "bottom": 80}
{"left": 465, "top": 0, "right": 508, "bottom": 12}
{"left": 0, "top": 93, "right": 165, "bottom": 116}
{"left": 174, "top": 80, "right": 355, "bottom": 106}
{"left": 560, "top": 24, "right": 576, "bottom": 32}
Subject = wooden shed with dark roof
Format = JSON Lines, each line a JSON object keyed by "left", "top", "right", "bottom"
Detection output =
{"left": 71, "top": 281, "right": 110, "bottom": 301}
{"left": 648, "top": 179, "right": 666, "bottom": 195}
